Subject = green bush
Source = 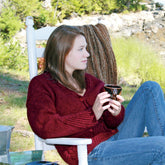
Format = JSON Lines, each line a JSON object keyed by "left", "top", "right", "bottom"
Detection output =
{"left": 51, "top": 0, "right": 142, "bottom": 20}
{"left": 10, "top": 0, "right": 42, "bottom": 21}
{"left": 10, "top": 0, "right": 57, "bottom": 28}
{"left": 116, "top": 0, "right": 143, "bottom": 12}
{"left": 0, "top": 4, "right": 23, "bottom": 40}
{"left": 0, "top": 38, "right": 28, "bottom": 71}
{"left": 112, "top": 37, "right": 165, "bottom": 87}
{"left": 0, "top": 38, "right": 6, "bottom": 64}
{"left": 51, "top": 0, "right": 95, "bottom": 20}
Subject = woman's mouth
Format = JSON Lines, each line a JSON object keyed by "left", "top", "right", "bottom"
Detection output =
{"left": 82, "top": 60, "right": 87, "bottom": 63}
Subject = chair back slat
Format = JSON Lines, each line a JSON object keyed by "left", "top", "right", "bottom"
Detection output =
{"left": 35, "top": 27, "right": 56, "bottom": 40}
{"left": 26, "top": 16, "right": 56, "bottom": 80}
{"left": 36, "top": 48, "right": 45, "bottom": 58}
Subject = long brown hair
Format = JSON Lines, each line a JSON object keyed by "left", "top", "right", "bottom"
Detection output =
{"left": 44, "top": 25, "right": 86, "bottom": 93}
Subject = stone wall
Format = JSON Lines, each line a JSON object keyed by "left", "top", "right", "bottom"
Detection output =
{"left": 57, "top": 10, "right": 165, "bottom": 37}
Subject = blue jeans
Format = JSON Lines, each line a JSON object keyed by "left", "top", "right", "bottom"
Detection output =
{"left": 88, "top": 81, "right": 165, "bottom": 165}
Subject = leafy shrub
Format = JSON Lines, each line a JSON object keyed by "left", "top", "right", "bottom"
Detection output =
{"left": 9, "top": 0, "right": 57, "bottom": 28}
{"left": 9, "top": 0, "right": 42, "bottom": 21}
{"left": 51, "top": 0, "right": 127, "bottom": 20}
{"left": 0, "top": 4, "right": 23, "bottom": 40}
{"left": 51, "top": 0, "right": 94, "bottom": 20}
{"left": 116, "top": 0, "right": 143, "bottom": 12}
{"left": 33, "top": 13, "right": 48, "bottom": 29}
{"left": 0, "top": 38, "right": 7, "bottom": 65}
{"left": 0, "top": 38, "right": 28, "bottom": 71}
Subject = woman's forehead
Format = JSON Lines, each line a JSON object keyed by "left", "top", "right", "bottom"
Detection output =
{"left": 73, "top": 35, "right": 87, "bottom": 47}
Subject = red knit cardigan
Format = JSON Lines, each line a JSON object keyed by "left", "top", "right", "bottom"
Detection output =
{"left": 26, "top": 72, "right": 125, "bottom": 165}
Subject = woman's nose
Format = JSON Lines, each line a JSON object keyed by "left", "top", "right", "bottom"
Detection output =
{"left": 85, "top": 50, "right": 90, "bottom": 57}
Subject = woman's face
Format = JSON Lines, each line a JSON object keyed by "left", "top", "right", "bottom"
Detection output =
{"left": 65, "top": 35, "right": 90, "bottom": 75}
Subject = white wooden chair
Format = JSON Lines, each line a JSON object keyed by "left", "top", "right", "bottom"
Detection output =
{"left": 25, "top": 16, "right": 92, "bottom": 165}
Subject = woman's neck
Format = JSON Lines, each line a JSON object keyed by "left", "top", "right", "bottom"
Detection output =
{"left": 67, "top": 76, "right": 85, "bottom": 96}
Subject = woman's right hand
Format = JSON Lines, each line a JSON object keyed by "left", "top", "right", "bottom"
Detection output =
{"left": 92, "top": 92, "right": 111, "bottom": 120}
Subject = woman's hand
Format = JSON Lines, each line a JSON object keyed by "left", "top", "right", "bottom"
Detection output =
{"left": 92, "top": 92, "right": 111, "bottom": 120}
{"left": 108, "top": 95, "right": 124, "bottom": 116}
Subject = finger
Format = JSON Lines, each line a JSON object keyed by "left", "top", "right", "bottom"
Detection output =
{"left": 108, "top": 107, "right": 121, "bottom": 116}
{"left": 100, "top": 98, "right": 111, "bottom": 105}
{"left": 108, "top": 108, "right": 116, "bottom": 114}
{"left": 102, "top": 103, "right": 111, "bottom": 111}
{"left": 98, "top": 92, "right": 111, "bottom": 99}
{"left": 116, "top": 95, "right": 124, "bottom": 103}
{"left": 109, "top": 99, "right": 121, "bottom": 107}
{"left": 110, "top": 103, "right": 121, "bottom": 111}
{"left": 98, "top": 91, "right": 109, "bottom": 97}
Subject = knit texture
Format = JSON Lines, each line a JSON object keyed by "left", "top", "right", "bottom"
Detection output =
{"left": 26, "top": 72, "right": 125, "bottom": 165}
{"left": 77, "top": 24, "right": 117, "bottom": 84}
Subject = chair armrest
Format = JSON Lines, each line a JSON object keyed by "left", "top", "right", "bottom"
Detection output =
{"left": 45, "top": 138, "right": 92, "bottom": 145}
{"left": 45, "top": 138, "right": 92, "bottom": 165}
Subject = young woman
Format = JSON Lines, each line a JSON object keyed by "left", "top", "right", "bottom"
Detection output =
{"left": 26, "top": 25, "right": 165, "bottom": 165}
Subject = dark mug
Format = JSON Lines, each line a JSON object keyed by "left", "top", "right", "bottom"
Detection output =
{"left": 104, "top": 84, "right": 122, "bottom": 100}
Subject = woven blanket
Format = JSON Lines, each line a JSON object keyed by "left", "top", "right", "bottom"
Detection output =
{"left": 77, "top": 24, "right": 117, "bottom": 84}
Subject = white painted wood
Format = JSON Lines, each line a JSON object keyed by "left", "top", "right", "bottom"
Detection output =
{"left": 35, "top": 26, "right": 56, "bottom": 40}
{"left": 45, "top": 138, "right": 92, "bottom": 165}
{"left": 36, "top": 48, "right": 45, "bottom": 58}
{"left": 45, "top": 138, "right": 92, "bottom": 145}
{"left": 77, "top": 144, "right": 89, "bottom": 165}
{"left": 26, "top": 16, "right": 38, "bottom": 80}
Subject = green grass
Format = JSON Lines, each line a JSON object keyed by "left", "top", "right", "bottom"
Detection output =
{"left": 112, "top": 37, "right": 165, "bottom": 88}
{"left": 121, "top": 85, "right": 138, "bottom": 108}
{"left": 0, "top": 69, "right": 34, "bottom": 152}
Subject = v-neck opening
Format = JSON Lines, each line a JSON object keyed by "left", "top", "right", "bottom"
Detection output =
{"left": 56, "top": 74, "right": 90, "bottom": 98}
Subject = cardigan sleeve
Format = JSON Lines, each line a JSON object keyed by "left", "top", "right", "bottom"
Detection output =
{"left": 102, "top": 105, "right": 125, "bottom": 129}
{"left": 26, "top": 77, "right": 98, "bottom": 139}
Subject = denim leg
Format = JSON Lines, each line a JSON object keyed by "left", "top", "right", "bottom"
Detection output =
{"left": 114, "top": 81, "right": 165, "bottom": 139}
{"left": 88, "top": 136, "right": 165, "bottom": 165}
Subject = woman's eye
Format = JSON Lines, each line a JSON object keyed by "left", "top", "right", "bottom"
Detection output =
{"left": 78, "top": 48, "right": 83, "bottom": 51}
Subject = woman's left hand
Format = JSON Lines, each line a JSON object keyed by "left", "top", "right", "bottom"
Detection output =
{"left": 108, "top": 95, "right": 124, "bottom": 116}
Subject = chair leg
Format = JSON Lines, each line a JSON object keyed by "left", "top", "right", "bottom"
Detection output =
{"left": 77, "top": 144, "right": 88, "bottom": 165}
{"left": 7, "top": 151, "right": 11, "bottom": 164}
